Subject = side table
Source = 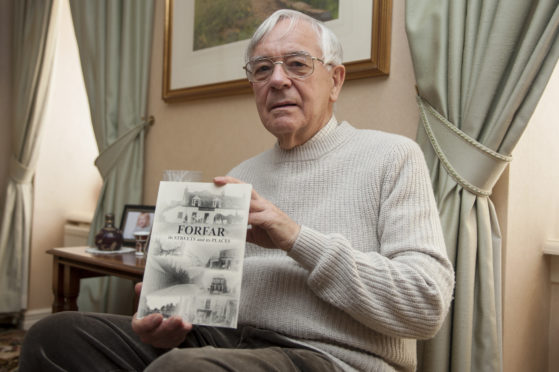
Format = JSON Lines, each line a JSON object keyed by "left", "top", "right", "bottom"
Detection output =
{"left": 47, "top": 246, "right": 145, "bottom": 313}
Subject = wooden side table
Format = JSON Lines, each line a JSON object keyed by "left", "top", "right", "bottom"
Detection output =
{"left": 47, "top": 246, "right": 145, "bottom": 313}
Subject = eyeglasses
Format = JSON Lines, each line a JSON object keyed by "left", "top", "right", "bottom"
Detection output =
{"left": 243, "top": 52, "right": 325, "bottom": 83}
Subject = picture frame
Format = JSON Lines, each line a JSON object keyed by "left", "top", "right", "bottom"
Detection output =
{"left": 163, "top": 0, "right": 392, "bottom": 102}
{"left": 120, "top": 205, "right": 156, "bottom": 247}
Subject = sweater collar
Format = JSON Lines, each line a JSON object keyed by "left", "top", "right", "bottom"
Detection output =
{"left": 272, "top": 116, "right": 354, "bottom": 162}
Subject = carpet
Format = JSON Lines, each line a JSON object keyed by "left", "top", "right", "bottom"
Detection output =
{"left": 0, "top": 329, "right": 25, "bottom": 372}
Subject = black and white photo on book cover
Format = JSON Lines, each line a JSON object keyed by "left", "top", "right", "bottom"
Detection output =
{"left": 137, "top": 181, "right": 252, "bottom": 328}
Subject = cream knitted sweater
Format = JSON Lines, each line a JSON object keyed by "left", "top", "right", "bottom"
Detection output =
{"left": 228, "top": 118, "right": 454, "bottom": 371}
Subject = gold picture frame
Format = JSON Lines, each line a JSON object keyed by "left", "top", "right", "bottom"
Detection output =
{"left": 163, "top": 0, "right": 392, "bottom": 102}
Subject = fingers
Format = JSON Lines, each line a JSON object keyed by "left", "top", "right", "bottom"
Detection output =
{"left": 213, "top": 176, "right": 244, "bottom": 185}
{"left": 134, "top": 282, "right": 142, "bottom": 297}
{"left": 248, "top": 198, "right": 285, "bottom": 225}
{"left": 213, "top": 177, "right": 299, "bottom": 251}
{"left": 132, "top": 314, "right": 192, "bottom": 349}
{"left": 132, "top": 313, "right": 163, "bottom": 335}
{"left": 246, "top": 198, "right": 300, "bottom": 251}
{"left": 249, "top": 198, "right": 266, "bottom": 213}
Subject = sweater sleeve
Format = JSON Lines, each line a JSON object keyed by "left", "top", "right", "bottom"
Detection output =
{"left": 287, "top": 142, "right": 455, "bottom": 339}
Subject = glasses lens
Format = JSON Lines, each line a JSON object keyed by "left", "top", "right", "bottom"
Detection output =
{"left": 284, "top": 54, "right": 313, "bottom": 77}
{"left": 248, "top": 59, "right": 274, "bottom": 82}
{"left": 245, "top": 53, "right": 316, "bottom": 82}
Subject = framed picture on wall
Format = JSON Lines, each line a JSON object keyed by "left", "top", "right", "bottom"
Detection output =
{"left": 163, "top": 0, "right": 392, "bottom": 102}
{"left": 120, "top": 205, "right": 156, "bottom": 246}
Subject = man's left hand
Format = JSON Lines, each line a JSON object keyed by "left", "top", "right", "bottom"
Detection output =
{"left": 214, "top": 176, "right": 300, "bottom": 252}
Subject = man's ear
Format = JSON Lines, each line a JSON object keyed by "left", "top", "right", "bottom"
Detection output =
{"left": 329, "top": 64, "right": 346, "bottom": 102}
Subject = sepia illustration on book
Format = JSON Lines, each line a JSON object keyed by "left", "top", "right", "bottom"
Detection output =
{"left": 137, "top": 181, "right": 252, "bottom": 328}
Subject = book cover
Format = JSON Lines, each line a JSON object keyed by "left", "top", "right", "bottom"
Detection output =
{"left": 137, "top": 181, "right": 252, "bottom": 328}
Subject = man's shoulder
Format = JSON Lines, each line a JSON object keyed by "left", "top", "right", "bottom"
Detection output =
{"left": 345, "top": 123, "right": 419, "bottom": 152}
{"left": 349, "top": 123, "right": 412, "bottom": 142}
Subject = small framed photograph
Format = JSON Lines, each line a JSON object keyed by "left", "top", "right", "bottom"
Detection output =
{"left": 120, "top": 205, "right": 156, "bottom": 247}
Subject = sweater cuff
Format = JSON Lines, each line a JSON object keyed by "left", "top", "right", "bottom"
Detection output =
{"left": 287, "top": 225, "right": 329, "bottom": 271}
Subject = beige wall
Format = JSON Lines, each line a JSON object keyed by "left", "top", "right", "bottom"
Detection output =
{"left": 503, "top": 61, "right": 559, "bottom": 372}
{"left": 143, "top": 0, "right": 419, "bottom": 203}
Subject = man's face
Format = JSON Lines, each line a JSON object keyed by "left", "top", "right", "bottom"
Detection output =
{"left": 250, "top": 20, "right": 345, "bottom": 149}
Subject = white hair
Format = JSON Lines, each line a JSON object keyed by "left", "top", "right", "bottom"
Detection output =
{"left": 245, "top": 9, "right": 343, "bottom": 66}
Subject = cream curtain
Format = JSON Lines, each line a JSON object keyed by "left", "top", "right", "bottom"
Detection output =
{"left": 0, "top": 0, "right": 59, "bottom": 314}
{"left": 69, "top": 0, "right": 154, "bottom": 313}
{"left": 406, "top": 1, "right": 559, "bottom": 371}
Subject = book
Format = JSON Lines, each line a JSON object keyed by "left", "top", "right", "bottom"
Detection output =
{"left": 137, "top": 181, "right": 252, "bottom": 328}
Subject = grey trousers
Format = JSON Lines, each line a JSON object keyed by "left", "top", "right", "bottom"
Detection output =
{"left": 19, "top": 312, "right": 343, "bottom": 372}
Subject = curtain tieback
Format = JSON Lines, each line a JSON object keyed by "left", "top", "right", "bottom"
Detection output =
{"left": 9, "top": 156, "right": 34, "bottom": 184}
{"left": 94, "top": 116, "right": 154, "bottom": 179}
{"left": 417, "top": 96, "right": 512, "bottom": 196}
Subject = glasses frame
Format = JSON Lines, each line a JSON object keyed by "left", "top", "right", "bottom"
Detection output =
{"left": 243, "top": 52, "right": 325, "bottom": 83}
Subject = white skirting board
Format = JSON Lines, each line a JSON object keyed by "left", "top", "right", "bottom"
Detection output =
{"left": 23, "top": 307, "right": 52, "bottom": 330}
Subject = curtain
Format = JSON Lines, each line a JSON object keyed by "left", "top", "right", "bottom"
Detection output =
{"left": 0, "top": 0, "right": 59, "bottom": 314}
{"left": 69, "top": 0, "right": 154, "bottom": 313}
{"left": 406, "top": 1, "right": 559, "bottom": 371}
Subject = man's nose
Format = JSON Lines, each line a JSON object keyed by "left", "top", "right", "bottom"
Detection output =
{"left": 268, "top": 63, "right": 291, "bottom": 88}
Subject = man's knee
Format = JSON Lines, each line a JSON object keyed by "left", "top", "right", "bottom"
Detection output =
{"left": 19, "top": 312, "right": 82, "bottom": 371}
{"left": 23, "top": 312, "right": 78, "bottom": 347}
{"left": 144, "top": 346, "right": 331, "bottom": 372}
{"left": 21, "top": 311, "right": 156, "bottom": 372}
{"left": 146, "top": 347, "right": 224, "bottom": 372}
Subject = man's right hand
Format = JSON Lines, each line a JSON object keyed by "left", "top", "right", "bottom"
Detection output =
{"left": 131, "top": 282, "right": 193, "bottom": 349}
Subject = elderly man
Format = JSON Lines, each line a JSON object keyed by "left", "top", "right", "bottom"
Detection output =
{"left": 20, "top": 9, "right": 454, "bottom": 372}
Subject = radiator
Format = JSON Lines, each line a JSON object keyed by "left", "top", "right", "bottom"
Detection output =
{"left": 63, "top": 214, "right": 91, "bottom": 246}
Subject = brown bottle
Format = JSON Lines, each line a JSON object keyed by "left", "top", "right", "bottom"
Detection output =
{"left": 95, "top": 213, "right": 123, "bottom": 251}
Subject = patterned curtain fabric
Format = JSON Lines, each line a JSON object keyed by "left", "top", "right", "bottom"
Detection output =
{"left": 69, "top": 0, "right": 154, "bottom": 313}
{"left": 405, "top": 1, "right": 559, "bottom": 371}
{"left": 0, "top": 0, "right": 58, "bottom": 314}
